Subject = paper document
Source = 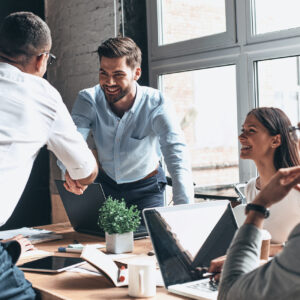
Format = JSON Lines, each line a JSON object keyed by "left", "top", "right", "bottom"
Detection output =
{"left": 0, "top": 227, "right": 52, "bottom": 240}
{"left": 28, "top": 233, "right": 63, "bottom": 244}
{"left": 81, "top": 246, "right": 128, "bottom": 287}
{"left": 0, "top": 227, "right": 62, "bottom": 244}
{"left": 68, "top": 263, "right": 103, "bottom": 276}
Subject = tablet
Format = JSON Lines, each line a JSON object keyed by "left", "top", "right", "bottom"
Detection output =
{"left": 19, "top": 256, "right": 85, "bottom": 273}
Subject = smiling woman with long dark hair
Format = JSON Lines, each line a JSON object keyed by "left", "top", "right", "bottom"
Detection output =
{"left": 236, "top": 107, "right": 300, "bottom": 243}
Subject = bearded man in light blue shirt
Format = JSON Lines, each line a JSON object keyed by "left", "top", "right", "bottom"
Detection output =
{"left": 63, "top": 37, "right": 194, "bottom": 214}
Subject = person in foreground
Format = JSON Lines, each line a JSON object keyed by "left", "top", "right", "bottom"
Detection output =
{"left": 0, "top": 12, "right": 98, "bottom": 299}
{"left": 214, "top": 164, "right": 300, "bottom": 299}
{"left": 61, "top": 37, "right": 194, "bottom": 211}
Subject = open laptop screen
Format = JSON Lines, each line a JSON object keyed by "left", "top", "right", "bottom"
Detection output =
{"left": 143, "top": 201, "right": 238, "bottom": 288}
{"left": 55, "top": 180, "right": 148, "bottom": 239}
{"left": 55, "top": 180, "right": 106, "bottom": 236}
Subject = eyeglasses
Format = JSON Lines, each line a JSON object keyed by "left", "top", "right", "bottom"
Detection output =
{"left": 38, "top": 52, "right": 56, "bottom": 65}
{"left": 289, "top": 125, "right": 300, "bottom": 143}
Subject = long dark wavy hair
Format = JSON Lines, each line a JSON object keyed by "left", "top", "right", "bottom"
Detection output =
{"left": 247, "top": 107, "right": 300, "bottom": 170}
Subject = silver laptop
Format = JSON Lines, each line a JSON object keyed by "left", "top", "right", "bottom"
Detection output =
{"left": 143, "top": 201, "right": 238, "bottom": 300}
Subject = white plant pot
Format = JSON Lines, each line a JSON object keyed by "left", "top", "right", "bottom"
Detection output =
{"left": 105, "top": 231, "right": 134, "bottom": 254}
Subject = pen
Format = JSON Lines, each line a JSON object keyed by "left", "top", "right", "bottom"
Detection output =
{"left": 58, "top": 247, "right": 83, "bottom": 253}
{"left": 118, "top": 265, "right": 126, "bottom": 282}
{"left": 58, "top": 244, "right": 105, "bottom": 253}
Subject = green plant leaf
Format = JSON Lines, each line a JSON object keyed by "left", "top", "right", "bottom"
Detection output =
{"left": 98, "top": 196, "right": 141, "bottom": 234}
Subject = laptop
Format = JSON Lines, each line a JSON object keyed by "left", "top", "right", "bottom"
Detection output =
{"left": 143, "top": 200, "right": 238, "bottom": 300}
{"left": 55, "top": 180, "right": 148, "bottom": 239}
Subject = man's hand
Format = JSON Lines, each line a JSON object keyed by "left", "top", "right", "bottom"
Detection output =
{"left": 208, "top": 255, "right": 226, "bottom": 282}
{"left": 64, "top": 171, "right": 88, "bottom": 195}
{"left": 2, "top": 234, "right": 35, "bottom": 256}
{"left": 253, "top": 166, "right": 300, "bottom": 208}
{"left": 207, "top": 167, "right": 300, "bottom": 290}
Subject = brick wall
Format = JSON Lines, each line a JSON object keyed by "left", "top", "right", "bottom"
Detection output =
{"left": 45, "top": 0, "right": 119, "bottom": 111}
{"left": 45, "top": 0, "right": 121, "bottom": 222}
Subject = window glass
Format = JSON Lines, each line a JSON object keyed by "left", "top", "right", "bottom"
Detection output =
{"left": 161, "top": 66, "right": 238, "bottom": 195}
{"left": 257, "top": 57, "right": 300, "bottom": 123}
{"left": 253, "top": 0, "right": 300, "bottom": 35}
{"left": 159, "top": 0, "right": 226, "bottom": 45}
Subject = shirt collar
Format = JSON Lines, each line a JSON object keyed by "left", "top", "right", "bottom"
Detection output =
{"left": 0, "top": 62, "right": 22, "bottom": 73}
{"left": 99, "top": 82, "right": 143, "bottom": 116}
{"left": 129, "top": 82, "right": 143, "bottom": 114}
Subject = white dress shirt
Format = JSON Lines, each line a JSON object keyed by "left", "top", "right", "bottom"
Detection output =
{"left": 0, "top": 62, "right": 96, "bottom": 226}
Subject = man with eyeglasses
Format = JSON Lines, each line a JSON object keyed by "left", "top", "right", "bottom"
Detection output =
{"left": 0, "top": 12, "right": 98, "bottom": 299}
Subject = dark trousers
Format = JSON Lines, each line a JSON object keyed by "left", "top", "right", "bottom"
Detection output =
{"left": 0, "top": 242, "right": 36, "bottom": 300}
{"left": 95, "top": 166, "right": 167, "bottom": 224}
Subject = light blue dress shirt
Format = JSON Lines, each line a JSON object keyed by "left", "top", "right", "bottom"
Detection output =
{"left": 70, "top": 83, "right": 194, "bottom": 205}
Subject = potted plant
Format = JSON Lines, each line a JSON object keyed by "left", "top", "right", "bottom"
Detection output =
{"left": 98, "top": 196, "right": 141, "bottom": 254}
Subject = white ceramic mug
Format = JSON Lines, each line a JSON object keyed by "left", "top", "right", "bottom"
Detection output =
{"left": 128, "top": 259, "right": 156, "bottom": 298}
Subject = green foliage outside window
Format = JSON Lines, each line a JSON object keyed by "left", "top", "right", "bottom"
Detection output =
{"left": 98, "top": 196, "right": 141, "bottom": 235}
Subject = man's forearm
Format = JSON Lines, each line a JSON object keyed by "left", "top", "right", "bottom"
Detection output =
{"left": 218, "top": 210, "right": 265, "bottom": 300}
{"left": 218, "top": 224, "right": 262, "bottom": 300}
{"left": 244, "top": 210, "right": 265, "bottom": 229}
{"left": 219, "top": 167, "right": 300, "bottom": 299}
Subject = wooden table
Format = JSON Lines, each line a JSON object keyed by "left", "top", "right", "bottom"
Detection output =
{"left": 19, "top": 223, "right": 187, "bottom": 300}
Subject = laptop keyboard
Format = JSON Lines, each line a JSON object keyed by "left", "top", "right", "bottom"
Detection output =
{"left": 186, "top": 280, "right": 219, "bottom": 292}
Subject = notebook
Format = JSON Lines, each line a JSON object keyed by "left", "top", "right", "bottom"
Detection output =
{"left": 55, "top": 180, "right": 148, "bottom": 239}
{"left": 143, "top": 200, "right": 238, "bottom": 300}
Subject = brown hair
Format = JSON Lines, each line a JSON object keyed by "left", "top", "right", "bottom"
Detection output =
{"left": 248, "top": 107, "right": 300, "bottom": 169}
{"left": 97, "top": 37, "right": 141, "bottom": 69}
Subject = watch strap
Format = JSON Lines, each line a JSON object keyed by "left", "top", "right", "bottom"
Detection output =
{"left": 245, "top": 203, "right": 270, "bottom": 218}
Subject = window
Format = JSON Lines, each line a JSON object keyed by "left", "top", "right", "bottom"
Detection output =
{"left": 159, "top": 0, "right": 226, "bottom": 45}
{"left": 256, "top": 56, "right": 300, "bottom": 123}
{"left": 147, "top": 0, "right": 236, "bottom": 59}
{"left": 147, "top": 0, "right": 300, "bottom": 191}
{"left": 252, "top": 0, "right": 300, "bottom": 35}
{"left": 161, "top": 66, "right": 238, "bottom": 186}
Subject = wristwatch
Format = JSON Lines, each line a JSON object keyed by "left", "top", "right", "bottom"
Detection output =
{"left": 245, "top": 203, "right": 270, "bottom": 218}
